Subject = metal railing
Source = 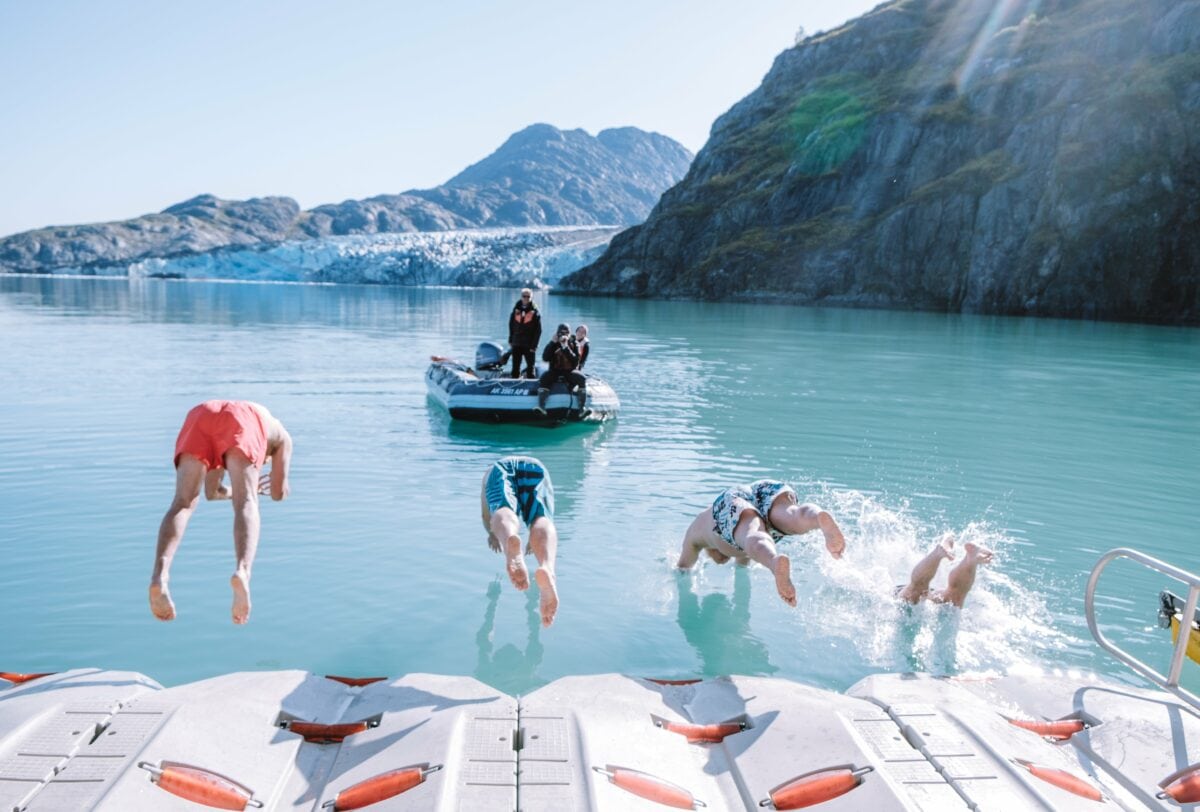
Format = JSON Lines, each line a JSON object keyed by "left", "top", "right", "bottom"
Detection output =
{"left": 1085, "top": 547, "right": 1200, "bottom": 712}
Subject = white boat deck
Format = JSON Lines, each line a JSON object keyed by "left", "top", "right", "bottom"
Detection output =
{"left": 2, "top": 667, "right": 1197, "bottom": 811}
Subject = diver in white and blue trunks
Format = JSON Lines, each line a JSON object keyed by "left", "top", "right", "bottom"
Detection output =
{"left": 480, "top": 456, "right": 560, "bottom": 627}
{"left": 677, "top": 479, "right": 846, "bottom": 606}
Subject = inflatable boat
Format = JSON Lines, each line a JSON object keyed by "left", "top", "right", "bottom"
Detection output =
{"left": 425, "top": 342, "right": 619, "bottom": 424}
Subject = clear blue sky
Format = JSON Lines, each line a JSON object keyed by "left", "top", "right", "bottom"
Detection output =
{"left": 0, "top": 1, "right": 880, "bottom": 236}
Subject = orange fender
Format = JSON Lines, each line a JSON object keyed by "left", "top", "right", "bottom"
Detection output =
{"left": 285, "top": 720, "right": 372, "bottom": 744}
{"left": 0, "top": 672, "right": 55, "bottom": 685}
{"left": 1014, "top": 759, "right": 1103, "bottom": 801}
{"left": 594, "top": 765, "right": 702, "bottom": 809}
{"left": 324, "top": 674, "right": 386, "bottom": 687}
{"left": 324, "top": 764, "right": 441, "bottom": 811}
{"left": 765, "top": 766, "right": 872, "bottom": 810}
{"left": 658, "top": 720, "right": 745, "bottom": 744}
{"left": 1008, "top": 718, "right": 1087, "bottom": 741}
{"left": 139, "top": 761, "right": 262, "bottom": 810}
{"left": 1158, "top": 764, "right": 1200, "bottom": 804}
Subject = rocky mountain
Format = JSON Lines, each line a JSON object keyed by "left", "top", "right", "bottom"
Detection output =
{"left": 299, "top": 125, "right": 693, "bottom": 238}
{"left": 0, "top": 125, "right": 691, "bottom": 275}
{"left": 559, "top": 0, "right": 1200, "bottom": 323}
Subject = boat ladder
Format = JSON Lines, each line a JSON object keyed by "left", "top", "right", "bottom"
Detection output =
{"left": 1085, "top": 547, "right": 1200, "bottom": 712}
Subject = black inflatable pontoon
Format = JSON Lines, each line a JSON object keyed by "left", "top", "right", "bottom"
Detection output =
{"left": 425, "top": 342, "right": 619, "bottom": 424}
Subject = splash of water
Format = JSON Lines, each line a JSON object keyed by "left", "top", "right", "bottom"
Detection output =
{"left": 790, "top": 487, "right": 1069, "bottom": 677}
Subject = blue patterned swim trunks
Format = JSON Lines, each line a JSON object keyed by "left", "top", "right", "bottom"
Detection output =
{"left": 710, "top": 479, "right": 797, "bottom": 549}
{"left": 486, "top": 456, "right": 555, "bottom": 527}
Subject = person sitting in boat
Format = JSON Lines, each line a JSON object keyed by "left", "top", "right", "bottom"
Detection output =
{"left": 676, "top": 480, "right": 846, "bottom": 607}
{"left": 505, "top": 288, "right": 542, "bottom": 379}
{"left": 574, "top": 324, "right": 590, "bottom": 370}
{"left": 897, "top": 534, "right": 992, "bottom": 608}
{"left": 480, "top": 456, "right": 560, "bottom": 627}
{"left": 149, "top": 400, "right": 293, "bottom": 625}
{"left": 534, "top": 323, "right": 586, "bottom": 415}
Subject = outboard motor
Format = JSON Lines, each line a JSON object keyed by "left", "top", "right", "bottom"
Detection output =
{"left": 475, "top": 341, "right": 506, "bottom": 371}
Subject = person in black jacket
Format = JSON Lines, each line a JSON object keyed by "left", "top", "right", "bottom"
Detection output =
{"left": 535, "top": 323, "right": 587, "bottom": 415}
{"left": 506, "top": 288, "right": 542, "bottom": 378}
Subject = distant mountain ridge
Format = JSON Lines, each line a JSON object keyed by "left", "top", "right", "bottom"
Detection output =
{"left": 0, "top": 124, "right": 692, "bottom": 274}
{"left": 560, "top": 0, "right": 1200, "bottom": 323}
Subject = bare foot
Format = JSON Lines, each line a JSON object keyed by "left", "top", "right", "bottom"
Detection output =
{"left": 964, "top": 542, "right": 994, "bottom": 564}
{"left": 819, "top": 512, "right": 846, "bottom": 559}
{"left": 149, "top": 583, "right": 176, "bottom": 621}
{"left": 934, "top": 533, "right": 957, "bottom": 560}
{"left": 230, "top": 572, "right": 252, "bottom": 625}
{"left": 505, "top": 534, "right": 530, "bottom": 590}
{"left": 534, "top": 567, "right": 559, "bottom": 627}
{"left": 773, "top": 555, "right": 797, "bottom": 606}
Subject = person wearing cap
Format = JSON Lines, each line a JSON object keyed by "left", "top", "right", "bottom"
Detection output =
{"left": 676, "top": 479, "right": 845, "bottom": 607}
{"left": 149, "top": 400, "right": 293, "bottom": 625}
{"left": 535, "top": 323, "right": 586, "bottom": 415}
{"left": 506, "top": 288, "right": 542, "bottom": 378}
{"left": 480, "top": 455, "right": 560, "bottom": 627}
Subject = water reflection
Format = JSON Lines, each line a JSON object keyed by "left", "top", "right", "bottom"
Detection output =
{"left": 675, "top": 568, "right": 776, "bottom": 678}
{"left": 474, "top": 578, "right": 545, "bottom": 695}
{"left": 891, "top": 603, "right": 963, "bottom": 675}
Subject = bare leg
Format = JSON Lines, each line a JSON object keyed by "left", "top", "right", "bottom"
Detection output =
{"left": 489, "top": 507, "right": 529, "bottom": 590}
{"left": 529, "top": 516, "right": 559, "bottom": 627}
{"left": 933, "top": 542, "right": 993, "bottom": 608}
{"left": 769, "top": 499, "right": 846, "bottom": 559}
{"left": 733, "top": 512, "right": 795, "bottom": 607}
{"left": 225, "top": 452, "right": 260, "bottom": 625}
{"left": 898, "top": 533, "right": 956, "bottom": 604}
{"left": 149, "top": 456, "right": 206, "bottom": 621}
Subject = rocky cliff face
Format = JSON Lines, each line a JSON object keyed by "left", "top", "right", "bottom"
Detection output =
{"left": 560, "top": 0, "right": 1200, "bottom": 323}
{"left": 0, "top": 125, "right": 692, "bottom": 274}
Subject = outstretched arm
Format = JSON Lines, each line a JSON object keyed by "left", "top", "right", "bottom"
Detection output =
{"left": 268, "top": 428, "right": 292, "bottom": 501}
{"left": 677, "top": 513, "right": 708, "bottom": 569}
{"left": 204, "top": 468, "right": 230, "bottom": 500}
{"left": 677, "top": 536, "right": 703, "bottom": 569}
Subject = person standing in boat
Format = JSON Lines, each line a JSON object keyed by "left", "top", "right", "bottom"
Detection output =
{"left": 574, "top": 324, "right": 590, "bottom": 370}
{"left": 534, "top": 323, "right": 586, "bottom": 415}
{"left": 149, "top": 400, "right": 293, "bottom": 625}
{"left": 480, "top": 456, "right": 560, "bottom": 627}
{"left": 506, "top": 288, "right": 542, "bottom": 379}
{"left": 677, "top": 480, "right": 846, "bottom": 606}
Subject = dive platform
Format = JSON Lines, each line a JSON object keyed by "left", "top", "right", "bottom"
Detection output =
{"left": 0, "top": 548, "right": 1196, "bottom": 811}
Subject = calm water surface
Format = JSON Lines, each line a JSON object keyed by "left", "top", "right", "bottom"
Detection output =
{"left": 1, "top": 276, "right": 1196, "bottom": 695}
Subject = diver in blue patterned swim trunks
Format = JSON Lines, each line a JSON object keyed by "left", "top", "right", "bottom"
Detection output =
{"left": 480, "top": 456, "right": 560, "bottom": 627}
{"left": 677, "top": 479, "right": 847, "bottom": 606}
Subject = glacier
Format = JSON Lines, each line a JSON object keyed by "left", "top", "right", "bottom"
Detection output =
{"left": 38, "top": 226, "right": 621, "bottom": 288}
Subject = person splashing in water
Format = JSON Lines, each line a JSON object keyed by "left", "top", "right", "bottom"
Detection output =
{"left": 149, "top": 400, "right": 292, "bottom": 625}
{"left": 897, "top": 533, "right": 993, "bottom": 608}
{"left": 480, "top": 456, "right": 560, "bottom": 627}
{"left": 677, "top": 479, "right": 846, "bottom": 606}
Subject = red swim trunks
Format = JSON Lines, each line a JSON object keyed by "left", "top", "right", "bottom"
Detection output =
{"left": 174, "top": 401, "right": 269, "bottom": 469}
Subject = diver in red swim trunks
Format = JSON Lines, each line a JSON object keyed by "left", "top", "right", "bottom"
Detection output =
{"left": 149, "top": 400, "right": 293, "bottom": 625}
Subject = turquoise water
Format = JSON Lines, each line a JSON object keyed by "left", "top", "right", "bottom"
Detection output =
{"left": 1, "top": 276, "right": 1197, "bottom": 697}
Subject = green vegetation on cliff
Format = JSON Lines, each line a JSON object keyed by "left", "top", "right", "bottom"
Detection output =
{"left": 562, "top": 0, "right": 1200, "bottom": 323}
